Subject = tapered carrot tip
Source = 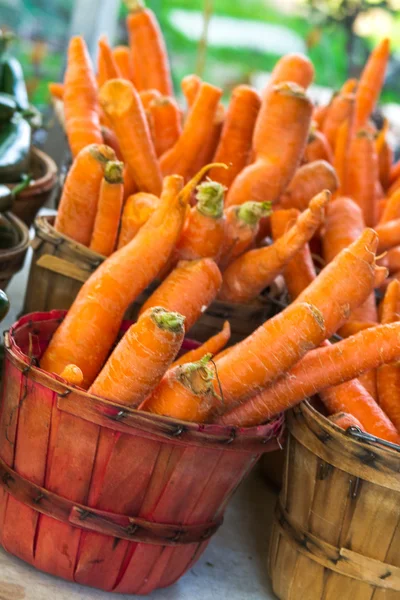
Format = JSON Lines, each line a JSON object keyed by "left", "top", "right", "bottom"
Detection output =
{"left": 99, "top": 79, "right": 137, "bottom": 117}
{"left": 148, "top": 306, "right": 186, "bottom": 333}
{"left": 356, "top": 227, "right": 379, "bottom": 253}
{"left": 104, "top": 160, "right": 124, "bottom": 183}
{"left": 60, "top": 364, "right": 83, "bottom": 387}
{"left": 196, "top": 181, "right": 225, "bottom": 218}
{"left": 309, "top": 189, "right": 331, "bottom": 212}
{"left": 177, "top": 353, "right": 216, "bottom": 395}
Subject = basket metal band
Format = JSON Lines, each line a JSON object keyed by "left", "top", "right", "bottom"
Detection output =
{"left": 275, "top": 501, "right": 400, "bottom": 591}
{"left": 0, "top": 455, "right": 222, "bottom": 546}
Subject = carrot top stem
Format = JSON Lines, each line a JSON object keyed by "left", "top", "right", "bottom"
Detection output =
{"left": 89, "top": 144, "right": 116, "bottom": 164}
{"left": 195, "top": 181, "right": 225, "bottom": 218}
{"left": 104, "top": 160, "right": 124, "bottom": 184}
{"left": 150, "top": 306, "right": 185, "bottom": 333}
{"left": 125, "top": 0, "right": 145, "bottom": 11}
{"left": 180, "top": 162, "right": 228, "bottom": 204}
{"left": 237, "top": 201, "right": 272, "bottom": 226}
{"left": 176, "top": 353, "right": 216, "bottom": 396}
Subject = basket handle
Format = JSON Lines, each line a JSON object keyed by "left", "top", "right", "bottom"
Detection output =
{"left": 36, "top": 254, "right": 92, "bottom": 283}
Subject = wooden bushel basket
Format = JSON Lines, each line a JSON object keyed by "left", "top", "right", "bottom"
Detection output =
{"left": 0, "top": 213, "right": 30, "bottom": 290}
{"left": 268, "top": 401, "right": 400, "bottom": 599}
{"left": 0, "top": 310, "right": 282, "bottom": 594}
{"left": 23, "top": 215, "right": 285, "bottom": 344}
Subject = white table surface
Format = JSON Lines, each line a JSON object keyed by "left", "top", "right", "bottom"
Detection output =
{"left": 1, "top": 227, "right": 279, "bottom": 600}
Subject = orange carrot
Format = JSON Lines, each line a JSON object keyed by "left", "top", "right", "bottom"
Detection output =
{"left": 41, "top": 173, "right": 187, "bottom": 387}
{"left": 55, "top": 144, "right": 116, "bottom": 246}
{"left": 226, "top": 82, "right": 313, "bottom": 207}
{"left": 100, "top": 78, "right": 162, "bottom": 195}
{"left": 139, "top": 258, "right": 222, "bottom": 332}
{"left": 63, "top": 36, "right": 103, "bottom": 158}
{"left": 89, "top": 161, "right": 124, "bottom": 256}
{"left": 354, "top": 38, "right": 390, "bottom": 128}
{"left": 279, "top": 160, "right": 338, "bottom": 211}
{"left": 48, "top": 82, "right": 64, "bottom": 100}
{"left": 338, "top": 320, "right": 376, "bottom": 338}
{"left": 334, "top": 117, "right": 353, "bottom": 194}
{"left": 383, "top": 246, "right": 400, "bottom": 274}
{"left": 219, "top": 191, "right": 328, "bottom": 303}
{"left": 59, "top": 364, "right": 83, "bottom": 386}
{"left": 380, "top": 189, "right": 400, "bottom": 224}
{"left": 271, "top": 208, "right": 317, "bottom": 300}
{"left": 112, "top": 45, "right": 134, "bottom": 82}
{"left": 390, "top": 159, "right": 400, "bottom": 185}
{"left": 181, "top": 74, "right": 201, "bottom": 111}
{"left": 346, "top": 129, "right": 379, "bottom": 227}
{"left": 171, "top": 321, "right": 231, "bottom": 367}
{"left": 322, "top": 197, "right": 364, "bottom": 264}
{"left": 329, "top": 412, "right": 364, "bottom": 431}
{"left": 341, "top": 78, "right": 358, "bottom": 94}
{"left": 313, "top": 104, "right": 329, "bottom": 130}
{"left": 322, "top": 92, "right": 355, "bottom": 150}
{"left": 303, "top": 128, "right": 333, "bottom": 164}
{"left": 176, "top": 181, "right": 226, "bottom": 262}
{"left": 139, "top": 88, "right": 161, "bottom": 110}
{"left": 117, "top": 191, "right": 160, "bottom": 248}
{"left": 220, "top": 201, "right": 271, "bottom": 268}
{"left": 97, "top": 35, "right": 121, "bottom": 87}
{"left": 376, "top": 120, "right": 393, "bottom": 191}
{"left": 190, "top": 104, "right": 225, "bottom": 178}
{"left": 149, "top": 96, "right": 182, "bottom": 157}
{"left": 89, "top": 307, "right": 185, "bottom": 406}
{"left": 101, "top": 126, "right": 122, "bottom": 160}
{"left": 123, "top": 165, "right": 137, "bottom": 201}
{"left": 208, "top": 85, "right": 261, "bottom": 189}
{"left": 126, "top": 0, "right": 173, "bottom": 95}
{"left": 140, "top": 354, "right": 219, "bottom": 423}
{"left": 160, "top": 82, "right": 222, "bottom": 179}
{"left": 265, "top": 53, "right": 315, "bottom": 94}
{"left": 218, "top": 324, "right": 400, "bottom": 444}
{"left": 375, "top": 219, "right": 400, "bottom": 252}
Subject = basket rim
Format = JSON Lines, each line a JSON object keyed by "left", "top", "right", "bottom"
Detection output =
{"left": 4, "top": 309, "right": 283, "bottom": 450}
{"left": 0, "top": 212, "right": 30, "bottom": 259}
{"left": 7, "top": 147, "right": 58, "bottom": 196}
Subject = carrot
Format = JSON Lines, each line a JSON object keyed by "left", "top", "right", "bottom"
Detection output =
{"left": 89, "top": 161, "right": 124, "bottom": 256}
{"left": 117, "top": 191, "right": 160, "bottom": 248}
{"left": 279, "top": 160, "right": 338, "bottom": 211}
{"left": 218, "top": 324, "right": 400, "bottom": 444}
{"left": 313, "top": 104, "right": 329, "bottom": 130}
{"left": 334, "top": 117, "right": 353, "bottom": 194}
{"left": 112, "top": 46, "right": 134, "bottom": 82}
{"left": 322, "top": 92, "right": 355, "bottom": 151}
{"left": 354, "top": 38, "right": 390, "bottom": 128}
{"left": 100, "top": 126, "right": 122, "bottom": 160}
{"left": 338, "top": 320, "right": 376, "bottom": 338}
{"left": 329, "top": 413, "right": 364, "bottom": 431}
{"left": 226, "top": 83, "right": 313, "bottom": 207}
{"left": 220, "top": 201, "right": 272, "bottom": 268}
{"left": 97, "top": 35, "right": 121, "bottom": 87}
{"left": 123, "top": 165, "right": 137, "bottom": 202}
{"left": 341, "top": 78, "right": 358, "bottom": 94}
{"left": 383, "top": 246, "right": 400, "bottom": 273}
{"left": 175, "top": 181, "right": 226, "bottom": 262}
{"left": 208, "top": 85, "right": 261, "bottom": 189}
{"left": 100, "top": 78, "right": 162, "bottom": 195}
{"left": 59, "top": 364, "right": 83, "bottom": 387}
{"left": 89, "top": 307, "right": 185, "bottom": 406}
{"left": 148, "top": 96, "right": 182, "bottom": 157}
{"left": 219, "top": 191, "right": 328, "bottom": 303}
{"left": 160, "top": 82, "right": 222, "bottom": 179}
{"left": 380, "top": 189, "right": 400, "bottom": 224}
{"left": 191, "top": 104, "right": 225, "bottom": 178}
{"left": 303, "top": 128, "right": 333, "bottom": 164}
{"left": 376, "top": 120, "right": 393, "bottom": 191}
{"left": 265, "top": 53, "right": 315, "bottom": 94}
{"left": 55, "top": 144, "right": 116, "bottom": 246}
{"left": 375, "top": 219, "right": 400, "bottom": 252}
{"left": 63, "top": 36, "right": 103, "bottom": 158}
{"left": 346, "top": 129, "right": 379, "bottom": 227}
{"left": 181, "top": 74, "right": 201, "bottom": 111}
{"left": 41, "top": 173, "right": 187, "bottom": 387}
{"left": 322, "top": 197, "right": 364, "bottom": 264}
{"left": 390, "top": 159, "right": 400, "bottom": 185}
{"left": 140, "top": 354, "right": 219, "bottom": 423}
{"left": 139, "top": 88, "right": 161, "bottom": 110}
{"left": 271, "top": 208, "right": 317, "bottom": 300}
{"left": 139, "top": 258, "right": 222, "bottom": 332}
{"left": 171, "top": 321, "right": 231, "bottom": 367}
{"left": 126, "top": 0, "right": 173, "bottom": 95}
{"left": 48, "top": 82, "right": 64, "bottom": 100}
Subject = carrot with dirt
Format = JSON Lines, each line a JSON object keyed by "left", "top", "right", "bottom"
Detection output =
{"left": 140, "top": 354, "right": 220, "bottom": 422}
{"left": 271, "top": 208, "right": 317, "bottom": 300}
{"left": 220, "top": 201, "right": 272, "bottom": 268}
{"left": 265, "top": 53, "right": 315, "bottom": 94}
{"left": 97, "top": 35, "right": 121, "bottom": 87}
{"left": 112, "top": 46, "right": 134, "bottom": 82}
{"left": 208, "top": 85, "right": 261, "bottom": 189}
{"left": 379, "top": 189, "right": 400, "bottom": 224}
{"left": 303, "top": 128, "right": 333, "bottom": 164}
{"left": 117, "top": 192, "right": 160, "bottom": 248}
{"left": 63, "top": 36, "right": 103, "bottom": 158}
{"left": 89, "top": 161, "right": 124, "bottom": 256}
{"left": 346, "top": 129, "right": 379, "bottom": 227}
{"left": 322, "top": 92, "right": 355, "bottom": 150}
{"left": 48, "top": 82, "right": 64, "bottom": 100}
{"left": 89, "top": 307, "right": 185, "bottom": 406}
{"left": 279, "top": 160, "right": 338, "bottom": 211}
{"left": 354, "top": 38, "right": 390, "bottom": 128}
{"left": 60, "top": 364, "right": 83, "bottom": 386}
{"left": 41, "top": 173, "right": 187, "bottom": 387}
{"left": 219, "top": 191, "right": 328, "bottom": 303}
{"left": 226, "top": 83, "right": 313, "bottom": 207}
{"left": 160, "top": 82, "right": 222, "bottom": 179}
{"left": 149, "top": 96, "right": 182, "bottom": 157}
{"left": 100, "top": 79, "right": 162, "bottom": 195}
{"left": 217, "top": 324, "right": 400, "bottom": 444}
{"left": 139, "top": 258, "right": 222, "bottom": 332}
{"left": 175, "top": 181, "right": 226, "bottom": 262}
{"left": 171, "top": 321, "right": 231, "bottom": 367}
{"left": 329, "top": 413, "right": 364, "bottom": 431}
{"left": 55, "top": 144, "right": 116, "bottom": 246}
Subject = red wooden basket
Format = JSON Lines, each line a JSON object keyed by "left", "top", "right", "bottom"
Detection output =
{"left": 0, "top": 310, "right": 283, "bottom": 595}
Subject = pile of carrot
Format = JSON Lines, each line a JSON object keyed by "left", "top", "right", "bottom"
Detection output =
{"left": 44, "top": 5, "right": 400, "bottom": 446}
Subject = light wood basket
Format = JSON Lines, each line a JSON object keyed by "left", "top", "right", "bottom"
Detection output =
{"left": 268, "top": 400, "right": 400, "bottom": 599}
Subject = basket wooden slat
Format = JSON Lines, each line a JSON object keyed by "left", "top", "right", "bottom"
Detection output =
{"left": 268, "top": 401, "right": 400, "bottom": 599}
{"left": 0, "top": 212, "right": 30, "bottom": 290}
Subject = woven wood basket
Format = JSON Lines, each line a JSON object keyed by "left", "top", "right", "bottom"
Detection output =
{"left": 268, "top": 400, "right": 400, "bottom": 599}
{"left": 0, "top": 213, "right": 30, "bottom": 290}
{"left": 23, "top": 215, "right": 285, "bottom": 344}
{"left": 0, "top": 310, "right": 282, "bottom": 594}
